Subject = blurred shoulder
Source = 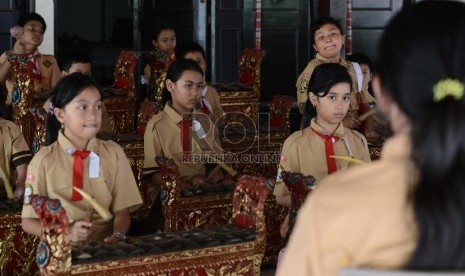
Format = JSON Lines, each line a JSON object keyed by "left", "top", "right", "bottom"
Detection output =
{"left": 98, "top": 139, "right": 126, "bottom": 159}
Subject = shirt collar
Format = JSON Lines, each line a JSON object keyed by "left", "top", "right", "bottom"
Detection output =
{"left": 201, "top": 85, "right": 208, "bottom": 97}
{"left": 57, "top": 130, "right": 98, "bottom": 155}
{"left": 315, "top": 53, "right": 351, "bottom": 68}
{"left": 310, "top": 118, "right": 345, "bottom": 138}
{"left": 163, "top": 102, "right": 203, "bottom": 124}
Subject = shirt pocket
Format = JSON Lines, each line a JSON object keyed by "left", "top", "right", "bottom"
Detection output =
{"left": 89, "top": 175, "right": 113, "bottom": 213}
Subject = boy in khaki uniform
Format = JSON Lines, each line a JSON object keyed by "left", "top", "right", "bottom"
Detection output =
{"left": 175, "top": 42, "right": 225, "bottom": 124}
{"left": 275, "top": 63, "right": 371, "bottom": 238}
{"left": 142, "top": 59, "right": 226, "bottom": 233}
{"left": 144, "top": 105, "right": 223, "bottom": 182}
{"left": 0, "top": 118, "right": 32, "bottom": 199}
{"left": 22, "top": 73, "right": 142, "bottom": 243}
{"left": 143, "top": 58, "right": 226, "bottom": 190}
{"left": 0, "top": 13, "right": 61, "bottom": 106}
{"left": 296, "top": 17, "right": 374, "bottom": 134}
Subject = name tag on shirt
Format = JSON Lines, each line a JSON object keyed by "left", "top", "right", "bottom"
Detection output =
{"left": 89, "top": 152, "right": 100, "bottom": 178}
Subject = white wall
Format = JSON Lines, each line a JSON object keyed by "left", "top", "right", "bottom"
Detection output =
{"left": 36, "top": 0, "right": 54, "bottom": 55}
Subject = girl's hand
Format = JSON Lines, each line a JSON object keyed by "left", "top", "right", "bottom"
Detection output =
{"left": 70, "top": 221, "right": 92, "bottom": 243}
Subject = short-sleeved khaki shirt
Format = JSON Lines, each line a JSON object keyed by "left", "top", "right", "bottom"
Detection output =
{"left": 274, "top": 119, "right": 371, "bottom": 236}
{"left": 143, "top": 103, "right": 223, "bottom": 181}
{"left": 21, "top": 131, "right": 143, "bottom": 241}
{"left": 295, "top": 54, "right": 373, "bottom": 116}
{"left": 0, "top": 119, "right": 31, "bottom": 192}
{"left": 277, "top": 134, "right": 417, "bottom": 276}
{"left": 0, "top": 51, "right": 61, "bottom": 105}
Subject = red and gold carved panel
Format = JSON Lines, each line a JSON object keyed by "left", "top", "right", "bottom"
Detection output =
{"left": 105, "top": 51, "right": 139, "bottom": 134}
{"left": 70, "top": 240, "right": 261, "bottom": 275}
{"left": 103, "top": 95, "right": 136, "bottom": 134}
{"left": 0, "top": 212, "right": 39, "bottom": 275}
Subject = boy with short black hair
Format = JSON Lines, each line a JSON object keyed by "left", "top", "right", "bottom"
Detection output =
{"left": 175, "top": 42, "right": 225, "bottom": 124}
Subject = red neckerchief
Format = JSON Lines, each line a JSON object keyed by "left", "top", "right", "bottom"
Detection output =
{"left": 311, "top": 128, "right": 340, "bottom": 174}
{"left": 72, "top": 150, "right": 90, "bottom": 201}
{"left": 179, "top": 118, "right": 192, "bottom": 156}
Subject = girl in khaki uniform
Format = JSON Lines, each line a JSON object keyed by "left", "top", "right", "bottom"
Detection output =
{"left": 278, "top": 2, "right": 465, "bottom": 275}
{"left": 275, "top": 63, "right": 371, "bottom": 238}
{"left": 0, "top": 13, "right": 61, "bottom": 106}
{"left": 21, "top": 73, "right": 142, "bottom": 243}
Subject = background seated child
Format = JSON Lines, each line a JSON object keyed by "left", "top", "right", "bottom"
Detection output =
{"left": 175, "top": 42, "right": 225, "bottom": 125}
{"left": 0, "top": 12, "right": 61, "bottom": 107}
{"left": 59, "top": 50, "right": 113, "bottom": 134}
{"left": 42, "top": 50, "right": 113, "bottom": 134}
{"left": 275, "top": 63, "right": 371, "bottom": 238}
{"left": 346, "top": 52, "right": 378, "bottom": 139}
{"left": 22, "top": 73, "right": 142, "bottom": 243}
{"left": 143, "top": 25, "right": 177, "bottom": 99}
{"left": 60, "top": 49, "right": 92, "bottom": 77}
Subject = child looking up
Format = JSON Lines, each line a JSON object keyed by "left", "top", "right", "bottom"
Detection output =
{"left": 176, "top": 42, "right": 225, "bottom": 124}
{"left": 275, "top": 63, "right": 371, "bottom": 238}
{"left": 296, "top": 17, "right": 373, "bottom": 133}
{"left": 22, "top": 73, "right": 142, "bottom": 243}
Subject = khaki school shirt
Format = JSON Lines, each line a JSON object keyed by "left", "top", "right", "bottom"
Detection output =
{"left": 277, "top": 134, "right": 417, "bottom": 276}
{"left": 0, "top": 119, "right": 31, "bottom": 193}
{"left": 275, "top": 118, "right": 371, "bottom": 197}
{"left": 143, "top": 102, "right": 223, "bottom": 181}
{"left": 0, "top": 51, "right": 61, "bottom": 105}
{"left": 295, "top": 53, "right": 372, "bottom": 116}
{"left": 21, "top": 131, "right": 143, "bottom": 242}
{"left": 274, "top": 119, "right": 371, "bottom": 236}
